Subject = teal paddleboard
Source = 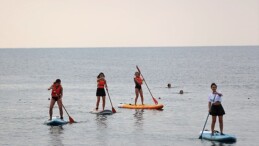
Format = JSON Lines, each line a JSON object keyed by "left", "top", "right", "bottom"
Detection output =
{"left": 44, "top": 117, "right": 68, "bottom": 126}
{"left": 200, "top": 131, "right": 236, "bottom": 143}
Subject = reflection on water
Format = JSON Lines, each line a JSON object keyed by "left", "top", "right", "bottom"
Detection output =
{"left": 94, "top": 115, "right": 110, "bottom": 146}
{"left": 95, "top": 115, "right": 108, "bottom": 128}
{"left": 211, "top": 141, "right": 236, "bottom": 146}
{"left": 200, "top": 139, "right": 235, "bottom": 146}
{"left": 210, "top": 141, "right": 231, "bottom": 146}
{"left": 1, "top": 47, "right": 258, "bottom": 146}
{"left": 49, "top": 126, "right": 64, "bottom": 146}
{"left": 134, "top": 109, "right": 144, "bottom": 128}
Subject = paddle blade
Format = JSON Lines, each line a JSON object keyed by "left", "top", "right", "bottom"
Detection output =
{"left": 152, "top": 97, "right": 158, "bottom": 105}
{"left": 112, "top": 107, "right": 117, "bottom": 113}
{"left": 69, "top": 116, "right": 75, "bottom": 123}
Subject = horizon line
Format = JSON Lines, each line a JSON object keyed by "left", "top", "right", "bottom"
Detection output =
{"left": 0, "top": 45, "right": 258, "bottom": 49}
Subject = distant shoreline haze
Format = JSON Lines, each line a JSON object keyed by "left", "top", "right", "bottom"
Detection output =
{"left": 1, "top": 1, "right": 258, "bottom": 48}
{"left": 0, "top": 45, "right": 259, "bottom": 50}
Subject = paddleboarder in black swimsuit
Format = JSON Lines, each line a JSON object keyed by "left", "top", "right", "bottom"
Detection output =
{"left": 48, "top": 79, "right": 63, "bottom": 121}
{"left": 96, "top": 72, "right": 108, "bottom": 111}
{"left": 134, "top": 71, "right": 144, "bottom": 105}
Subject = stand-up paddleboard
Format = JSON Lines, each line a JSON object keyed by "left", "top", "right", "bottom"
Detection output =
{"left": 118, "top": 103, "right": 163, "bottom": 109}
{"left": 44, "top": 117, "right": 68, "bottom": 126}
{"left": 90, "top": 109, "right": 113, "bottom": 115}
{"left": 200, "top": 131, "right": 236, "bottom": 143}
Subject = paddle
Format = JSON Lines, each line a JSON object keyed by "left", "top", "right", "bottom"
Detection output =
{"left": 136, "top": 65, "right": 158, "bottom": 105}
{"left": 199, "top": 94, "right": 216, "bottom": 139}
{"left": 62, "top": 104, "right": 75, "bottom": 123}
{"left": 106, "top": 88, "right": 116, "bottom": 113}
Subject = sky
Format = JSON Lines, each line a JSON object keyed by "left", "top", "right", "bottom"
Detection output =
{"left": 0, "top": 0, "right": 258, "bottom": 48}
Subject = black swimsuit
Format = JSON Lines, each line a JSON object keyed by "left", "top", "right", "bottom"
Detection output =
{"left": 135, "top": 83, "right": 142, "bottom": 90}
{"left": 52, "top": 96, "right": 60, "bottom": 101}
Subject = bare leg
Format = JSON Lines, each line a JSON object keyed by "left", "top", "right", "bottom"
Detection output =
{"left": 57, "top": 99, "right": 63, "bottom": 119}
{"left": 211, "top": 116, "right": 217, "bottom": 135}
{"left": 219, "top": 116, "right": 224, "bottom": 134}
{"left": 135, "top": 88, "right": 139, "bottom": 105}
{"left": 139, "top": 89, "right": 144, "bottom": 105}
{"left": 96, "top": 96, "right": 100, "bottom": 110}
{"left": 102, "top": 96, "right": 106, "bottom": 111}
{"left": 49, "top": 99, "right": 56, "bottom": 120}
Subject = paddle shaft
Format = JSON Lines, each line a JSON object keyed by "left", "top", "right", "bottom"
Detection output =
{"left": 141, "top": 74, "right": 154, "bottom": 98}
{"left": 62, "top": 104, "right": 71, "bottom": 117}
{"left": 199, "top": 94, "right": 217, "bottom": 139}
{"left": 106, "top": 89, "right": 114, "bottom": 107}
{"left": 106, "top": 87, "right": 116, "bottom": 113}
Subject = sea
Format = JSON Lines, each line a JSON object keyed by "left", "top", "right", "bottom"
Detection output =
{"left": 0, "top": 46, "right": 258, "bottom": 146}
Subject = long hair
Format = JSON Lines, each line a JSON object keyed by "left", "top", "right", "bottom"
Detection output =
{"left": 54, "top": 79, "right": 61, "bottom": 84}
{"left": 97, "top": 72, "right": 105, "bottom": 78}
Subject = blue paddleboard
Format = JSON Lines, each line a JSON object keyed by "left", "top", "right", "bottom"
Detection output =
{"left": 200, "top": 131, "right": 236, "bottom": 143}
{"left": 44, "top": 117, "right": 68, "bottom": 126}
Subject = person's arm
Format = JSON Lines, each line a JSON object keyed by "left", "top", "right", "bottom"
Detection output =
{"left": 208, "top": 102, "right": 211, "bottom": 112}
{"left": 105, "top": 80, "right": 108, "bottom": 90}
{"left": 60, "top": 87, "right": 63, "bottom": 98}
{"left": 96, "top": 78, "right": 99, "bottom": 88}
{"left": 97, "top": 77, "right": 105, "bottom": 82}
{"left": 208, "top": 94, "right": 212, "bottom": 112}
{"left": 48, "top": 85, "right": 53, "bottom": 90}
{"left": 215, "top": 91, "right": 223, "bottom": 97}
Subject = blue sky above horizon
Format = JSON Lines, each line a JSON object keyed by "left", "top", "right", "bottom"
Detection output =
{"left": 0, "top": 0, "right": 258, "bottom": 48}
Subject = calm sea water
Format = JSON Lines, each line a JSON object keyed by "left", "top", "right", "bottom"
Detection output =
{"left": 0, "top": 46, "right": 258, "bottom": 146}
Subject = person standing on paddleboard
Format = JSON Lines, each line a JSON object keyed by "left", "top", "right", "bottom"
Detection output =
{"left": 208, "top": 83, "right": 225, "bottom": 135}
{"left": 48, "top": 79, "right": 63, "bottom": 120}
{"left": 134, "top": 71, "right": 144, "bottom": 105}
{"left": 96, "top": 72, "right": 108, "bottom": 111}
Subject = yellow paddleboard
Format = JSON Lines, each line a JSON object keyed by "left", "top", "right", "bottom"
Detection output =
{"left": 118, "top": 103, "right": 163, "bottom": 109}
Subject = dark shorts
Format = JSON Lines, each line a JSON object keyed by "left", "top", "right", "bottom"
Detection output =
{"left": 96, "top": 88, "right": 106, "bottom": 96}
{"left": 135, "top": 84, "right": 142, "bottom": 90}
{"left": 210, "top": 104, "right": 225, "bottom": 116}
{"left": 52, "top": 96, "right": 60, "bottom": 101}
